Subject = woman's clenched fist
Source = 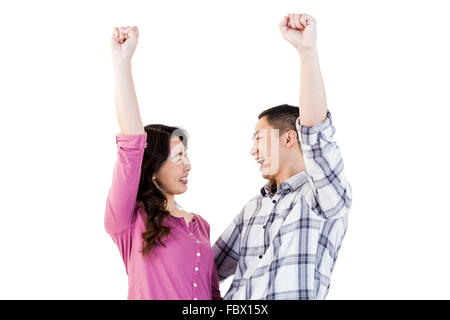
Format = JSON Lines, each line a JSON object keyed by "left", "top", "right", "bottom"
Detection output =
{"left": 111, "top": 26, "right": 139, "bottom": 62}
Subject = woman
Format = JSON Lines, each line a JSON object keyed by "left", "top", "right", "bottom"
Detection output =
{"left": 105, "top": 26, "right": 222, "bottom": 300}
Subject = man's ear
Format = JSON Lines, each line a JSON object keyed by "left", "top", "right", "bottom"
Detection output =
{"left": 285, "top": 130, "right": 298, "bottom": 148}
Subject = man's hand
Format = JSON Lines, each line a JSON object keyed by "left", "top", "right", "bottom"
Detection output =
{"left": 279, "top": 14, "right": 317, "bottom": 54}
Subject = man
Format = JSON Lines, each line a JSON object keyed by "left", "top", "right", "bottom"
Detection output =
{"left": 213, "top": 13, "right": 352, "bottom": 300}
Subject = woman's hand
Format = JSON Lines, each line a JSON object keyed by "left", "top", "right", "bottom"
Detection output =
{"left": 111, "top": 26, "right": 139, "bottom": 63}
{"left": 111, "top": 25, "right": 145, "bottom": 135}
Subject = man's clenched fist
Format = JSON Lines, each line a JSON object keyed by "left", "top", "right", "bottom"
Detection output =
{"left": 279, "top": 13, "right": 317, "bottom": 53}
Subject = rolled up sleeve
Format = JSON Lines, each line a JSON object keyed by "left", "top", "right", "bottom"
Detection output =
{"left": 213, "top": 210, "right": 243, "bottom": 282}
{"left": 296, "top": 111, "right": 352, "bottom": 219}
{"left": 104, "top": 132, "right": 147, "bottom": 235}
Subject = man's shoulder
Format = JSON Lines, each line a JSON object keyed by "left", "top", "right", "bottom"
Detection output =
{"left": 249, "top": 193, "right": 264, "bottom": 202}
{"left": 243, "top": 193, "right": 264, "bottom": 208}
{"left": 237, "top": 193, "right": 264, "bottom": 219}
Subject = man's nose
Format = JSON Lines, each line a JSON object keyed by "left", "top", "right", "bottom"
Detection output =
{"left": 250, "top": 143, "right": 257, "bottom": 157}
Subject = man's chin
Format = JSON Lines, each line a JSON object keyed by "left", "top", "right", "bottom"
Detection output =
{"left": 261, "top": 171, "right": 276, "bottom": 180}
{"left": 260, "top": 164, "right": 279, "bottom": 180}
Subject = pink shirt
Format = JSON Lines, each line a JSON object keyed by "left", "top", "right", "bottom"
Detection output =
{"left": 104, "top": 132, "right": 222, "bottom": 300}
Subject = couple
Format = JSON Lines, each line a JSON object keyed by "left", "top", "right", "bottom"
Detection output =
{"left": 104, "top": 13, "right": 352, "bottom": 300}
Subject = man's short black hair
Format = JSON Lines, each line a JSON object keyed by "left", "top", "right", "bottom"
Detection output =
{"left": 258, "top": 104, "right": 299, "bottom": 134}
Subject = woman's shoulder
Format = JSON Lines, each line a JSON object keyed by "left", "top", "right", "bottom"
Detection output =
{"left": 192, "top": 213, "right": 209, "bottom": 226}
{"left": 192, "top": 213, "right": 211, "bottom": 237}
{"left": 132, "top": 201, "right": 147, "bottom": 225}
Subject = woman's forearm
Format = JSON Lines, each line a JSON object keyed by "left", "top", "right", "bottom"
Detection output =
{"left": 113, "top": 60, "right": 145, "bottom": 135}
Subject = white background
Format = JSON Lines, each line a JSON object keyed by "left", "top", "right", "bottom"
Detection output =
{"left": 0, "top": 0, "right": 449, "bottom": 299}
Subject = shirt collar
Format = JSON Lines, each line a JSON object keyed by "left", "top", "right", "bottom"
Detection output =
{"left": 260, "top": 170, "right": 308, "bottom": 197}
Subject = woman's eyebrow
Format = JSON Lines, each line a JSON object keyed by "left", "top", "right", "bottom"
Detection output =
{"left": 170, "top": 149, "right": 184, "bottom": 158}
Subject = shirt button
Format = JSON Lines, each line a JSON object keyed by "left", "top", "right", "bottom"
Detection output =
{"left": 263, "top": 225, "right": 266, "bottom": 229}
{"left": 272, "top": 200, "right": 276, "bottom": 204}
{"left": 259, "top": 255, "right": 263, "bottom": 259}
{"left": 193, "top": 283, "right": 197, "bottom": 287}
{"left": 194, "top": 267, "right": 199, "bottom": 271}
{"left": 196, "top": 253, "right": 201, "bottom": 257}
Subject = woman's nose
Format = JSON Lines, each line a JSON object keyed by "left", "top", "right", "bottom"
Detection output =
{"left": 184, "top": 157, "right": 191, "bottom": 171}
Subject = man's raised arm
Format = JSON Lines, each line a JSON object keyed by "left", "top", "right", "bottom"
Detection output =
{"left": 279, "top": 13, "right": 352, "bottom": 219}
{"left": 279, "top": 14, "right": 327, "bottom": 127}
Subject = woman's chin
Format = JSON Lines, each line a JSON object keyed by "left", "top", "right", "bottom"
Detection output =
{"left": 173, "top": 185, "right": 188, "bottom": 195}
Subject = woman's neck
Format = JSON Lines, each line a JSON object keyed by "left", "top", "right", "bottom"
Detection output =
{"left": 165, "top": 194, "right": 177, "bottom": 212}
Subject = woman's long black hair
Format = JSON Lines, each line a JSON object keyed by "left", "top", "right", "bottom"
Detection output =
{"left": 134, "top": 124, "right": 189, "bottom": 256}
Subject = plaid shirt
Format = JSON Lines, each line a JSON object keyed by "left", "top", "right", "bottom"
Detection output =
{"left": 213, "top": 111, "right": 352, "bottom": 300}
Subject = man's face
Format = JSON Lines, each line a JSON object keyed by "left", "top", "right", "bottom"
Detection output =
{"left": 250, "top": 116, "right": 280, "bottom": 179}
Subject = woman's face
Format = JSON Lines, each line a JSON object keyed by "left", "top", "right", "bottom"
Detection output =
{"left": 153, "top": 137, "right": 191, "bottom": 196}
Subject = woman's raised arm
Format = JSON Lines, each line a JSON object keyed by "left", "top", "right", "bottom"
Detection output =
{"left": 105, "top": 26, "right": 147, "bottom": 236}
{"left": 111, "top": 26, "right": 144, "bottom": 135}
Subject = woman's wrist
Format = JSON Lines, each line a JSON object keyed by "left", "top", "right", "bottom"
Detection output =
{"left": 112, "top": 58, "right": 132, "bottom": 69}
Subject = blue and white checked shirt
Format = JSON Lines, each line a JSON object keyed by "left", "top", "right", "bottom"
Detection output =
{"left": 213, "top": 111, "right": 352, "bottom": 300}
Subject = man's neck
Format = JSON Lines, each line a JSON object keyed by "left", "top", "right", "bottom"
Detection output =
{"left": 274, "top": 161, "right": 306, "bottom": 187}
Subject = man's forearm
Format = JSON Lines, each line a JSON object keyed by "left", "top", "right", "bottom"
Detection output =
{"left": 113, "top": 60, "right": 145, "bottom": 135}
{"left": 298, "top": 47, "right": 328, "bottom": 127}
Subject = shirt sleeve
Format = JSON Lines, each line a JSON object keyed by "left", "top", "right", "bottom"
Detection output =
{"left": 104, "top": 132, "right": 147, "bottom": 235}
{"left": 211, "top": 262, "right": 223, "bottom": 300}
{"left": 296, "top": 111, "right": 352, "bottom": 220}
{"left": 212, "top": 209, "right": 243, "bottom": 282}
